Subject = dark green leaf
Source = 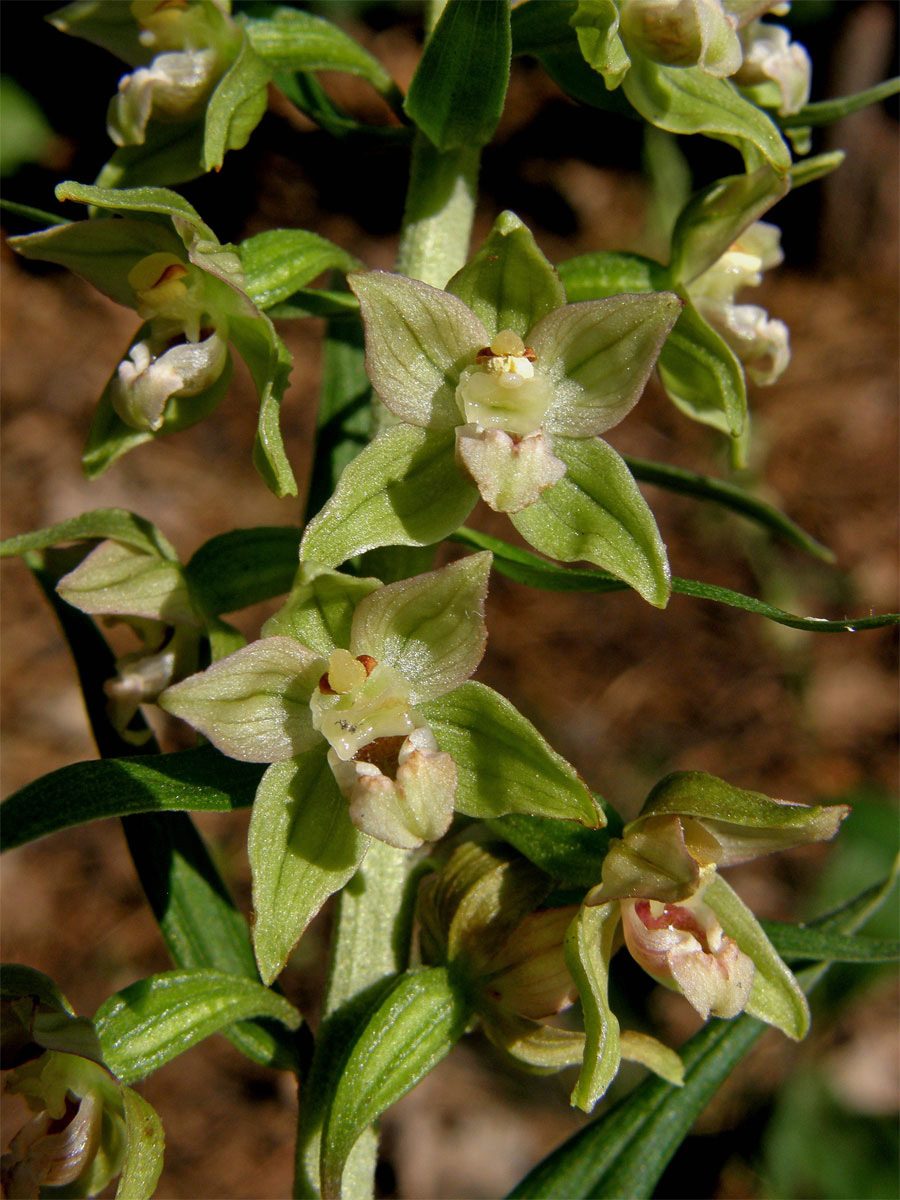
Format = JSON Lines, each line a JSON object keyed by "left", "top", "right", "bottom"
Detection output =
{"left": 557, "top": 250, "right": 666, "bottom": 300}
{"left": 488, "top": 809, "right": 620, "bottom": 889}
{"left": 95, "top": 969, "right": 301, "bottom": 1083}
{"left": 238, "top": 229, "right": 362, "bottom": 311}
{"left": 657, "top": 299, "right": 747, "bottom": 436}
{"left": 404, "top": 0, "right": 511, "bottom": 151}
{"left": 185, "top": 525, "right": 301, "bottom": 616}
{"left": 0, "top": 199, "right": 69, "bottom": 227}
{"left": 759, "top": 923, "right": 900, "bottom": 965}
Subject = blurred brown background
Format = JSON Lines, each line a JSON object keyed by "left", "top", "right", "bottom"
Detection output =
{"left": 2, "top": 2, "right": 898, "bottom": 1197}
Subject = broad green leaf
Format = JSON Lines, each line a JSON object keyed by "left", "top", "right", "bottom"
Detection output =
{"left": 350, "top": 271, "right": 486, "bottom": 428}
{"left": 488, "top": 810, "right": 617, "bottom": 889}
{"left": 421, "top": 681, "right": 598, "bottom": 826}
{"left": 116, "top": 1086, "right": 165, "bottom": 1200}
{"left": 160, "top": 636, "right": 323, "bottom": 763}
{"left": 557, "top": 250, "right": 666, "bottom": 301}
{"left": 244, "top": 6, "right": 398, "bottom": 98}
{"left": 320, "top": 967, "right": 470, "bottom": 1198}
{"left": 446, "top": 210, "right": 565, "bottom": 339}
{"left": 185, "top": 525, "right": 301, "bottom": 616}
{"left": 623, "top": 455, "right": 835, "bottom": 562}
{"left": 533, "top": 293, "right": 681, "bottom": 437}
{"left": 95, "top": 969, "right": 301, "bottom": 1083}
{"left": 264, "top": 565, "right": 381, "bottom": 656}
{"left": 238, "top": 229, "right": 362, "bottom": 310}
{"left": 658, "top": 296, "right": 747, "bottom": 436}
{"left": 202, "top": 36, "right": 270, "bottom": 172}
{"left": 759, "top": 922, "right": 900, "bottom": 965}
{"left": 512, "top": 436, "right": 671, "bottom": 607}
{"left": 349, "top": 552, "right": 490, "bottom": 704}
{"left": 622, "top": 57, "right": 791, "bottom": 174}
{"left": 0, "top": 508, "right": 177, "bottom": 561}
{"left": 704, "top": 875, "right": 809, "bottom": 1040}
{"left": 404, "top": 0, "right": 511, "bottom": 152}
{"left": 565, "top": 902, "right": 621, "bottom": 1111}
{"left": 779, "top": 76, "right": 900, "bottom": 128}
{"left": 668, "top": 165, "right": 790, "bottom": 285}
{"left": 249, "top": 753, "right": 369, "bottom": 984}
{"left": 453, "top": 525, "right": 900, "bottom": 633}
{"left": 0, "top": 746, "right": 263, "bottom": 851}
{"left": 300, "top": 425, "right": 478, "bottom": 568}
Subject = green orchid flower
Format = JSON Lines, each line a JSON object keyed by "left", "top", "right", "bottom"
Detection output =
{"left": 301, "top": 211, "right": 681, "bottom": 607}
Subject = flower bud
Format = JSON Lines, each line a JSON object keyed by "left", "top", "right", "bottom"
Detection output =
{"left": 111, "top": 326, "right": 228, "bottom": 431}
{"left": 109, "top": 47, "right": 219, "bottom": 146}
{"left": 619, "top": 0, "right": 743, "bottom": 75}
{"left": 734, "top": 19, "right": 811, "bottom": 115}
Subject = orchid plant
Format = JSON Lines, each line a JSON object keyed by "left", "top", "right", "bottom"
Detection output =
{"left": 1, "top": 2, "right": 898, "bottom": 1199}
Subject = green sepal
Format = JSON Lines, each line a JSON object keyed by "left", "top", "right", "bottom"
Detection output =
{"left": 657, "top": 299, "right": 747, "bottom": 436}
{"left": 0, "top": 508, "right": 178, "bottom": 561}
{"left": 557, "top": 250, "right": 667, "bottom": 301}
{"left": 116, "top": 1085, "right": 165, "bottom": 1200}
{"left": 570, "top": 0, "right": 630, "bottom": 89}
{"left": 404, "top": 0, "right": 511, "bottom": 152}
{"left": 446, "top": 210, "right": 565, "bottom": 340}
{"left": 263, "top": 565, "right": 381, "bottom": 657}
{"left": 619, "top": 1031, "right": 684, "bottom": 1087}
{"left": 244, "top": 5, "right": 398, "bottom": 98}
{"left": 95, "top": 122, "right": 210, "bottom": 190}
{"left": 47, "top": 0, "right": 151, "bottom": 65}
{"left": 55, "top": 181, "right": 220, "bottom": 247}
{"left": 320, "top": 967, "right": 471, "bottom": 1199}
{"left": 704, "top": 876, "right": 809, "bottom": 1040}
{"left": 300, "top": 425, "right": 478, "bottom": 568}
{"left": 668, "top": 165, "right": 790, "bottom": 286}
{"left": 481, "top": 1008, "right": 585, "bottom": 1072}
{"left": 420, "top": 681, "right": 598, "bottom": 826}
{"left": 349, "top": 552, "right": 490, "bottom": 704}
{"left": 55, "top": 538, "right": 196, "bottom": 626}
{"left": 565, "top": 901, "right": 621, "bottom": 1112}
{"left": 1, "top": 966, "right": 104, "bottom": 1069}
{"left": 622, "top": 56, "right": 791, "bottom": 175}
{"left": 788, "top": 150, "right": 845, "bottom": 189}
{"left": 228, "top": 311, "right": 298, "bottom": 497}
{"left": 238, "top": 229, "right": 363, "bottom": 311}
{"left": 488, "top": 811, "right": 616, "bottom": 889}
{"left": 512, "top": 436, "right": 671, "bottom": 607}
{"left": 248, "top": 752, "right": 369, "bottom": 985}
{"left": 202, "top": 35, "right": 270, "bottom": 172}
{"left": 94, "top": 969, "right": 302, "bottom": 1083}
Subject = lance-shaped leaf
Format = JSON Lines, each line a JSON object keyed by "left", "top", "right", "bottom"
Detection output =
{"left": 94, "top": 969, "right": 302, "bottom": 1083}
{"left": 558, "top": 250, "right": 667, "bottom": 301}
{"left": 184, "top": 525, "right": 302, "bottom": 618}
{"left": 511, "top": 436, "right": 671, "bottom": 607}
{"left": 349, "top": 552, "right": 490, "bottom": 704}
{"left": 116, "top": 1086, "right": 164, "bottom": 1200}
{"left": 637, "top": 771, "right": 850, "bottom": 866}
{"left": 201, "top": 36, "right": 270, "bottom": 172}
{"left": 320, "top": 967, "right": 471, "bottom": 1199}
{"left": 263, "top": 565, "right": 381, "bottom": 657}
{"left": 704, "top": 875, "right": 809, "bottom": 1040}
{"left": 300, "top": 424, "right": 478, "bottom": 567}
{"left": 239, "top": 229, "right": 363, "bottom": 311}
{"left": 159, "top": 636, "right": 324, "bottom": 763}
{"left": 565, "top": 901, "right": 622, "bottom": 1111}
{"left": 421, "top": 681, "right": 598, "bottom": 826}
{"left": 0, "top": 509, "right": 178, "bottom": 562}
{"left": 249, "top": 753, "right": 369, "bottom": 985}
{"left": 446, "top": 210, "right": 565, "bottom": 339}
{"left": 404, "top": 0, "right": 511, "bottom": 152}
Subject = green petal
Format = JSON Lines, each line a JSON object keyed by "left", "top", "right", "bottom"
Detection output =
{"left": 349, "top": 552, "right": 490, "bottom": 703}
{"left": 565, "top": 901, "right": 622, "bottom": 1111}
{"left": 350, "top": 270, "right": 487, "bottom": 428}
{"left": 512, "top": 436, "right": 671, "bottom": 607}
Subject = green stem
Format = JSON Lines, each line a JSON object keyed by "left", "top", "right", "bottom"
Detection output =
{"left": 394, "top": 136, "right": 480, "bottom": 288}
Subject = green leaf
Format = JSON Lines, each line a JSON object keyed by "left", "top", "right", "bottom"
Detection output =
{"left": 0, "top": 508, "right": 178, "bottom": 561}
{"left": 512, "top": 436, "right": 671, "bottom": 607}
{"left": 758, "top": 922, "right": 900, "bottom": 965}
{"left": 488, "top": 811, "right": 618, "bottom": 889}
{"left": 704, "top": 875, "right": 809, "bottom": 1040}
{"left": 202, "top": 36, "right": 270, "bottom": 172}
{"left": 264, "top": 565, "right": 380, "bottom": 657}
{"left": 248, "top": 752, "right": 369, "bottom": 985}
{"left": 452, "top": 526, "right": 900, "bottom": 633}
{"left": 55, "top": 180, "right": 218, "bottom": 245}
{"left": 565, "top": 902, "right": 621, "bottom": 1111}
{"left": 238, "top": 229, "right": 362, "bottom": 310}
{"left": 404, "top": 0, "right": 511, "bottom": 152}
{"left": 244, "top": 6, "right": 398, "bottom": 98}
{"left": 116, "top": 1086, "right": 165, "bottom": 1200}
{"left": 658, "top": 296, "right": 747, "bottom": 436}
{"left": 421, "top": 681, "right": 598, "bottom": 826}
{"left": 668, "top": 165, "right": 790, "bottom": 285}
{"left": 185, "top": 525, "right": 301, "bottom": 616}
{"left": 320, "top": 967, "right": 470, "bottom": 1199}
{"left": 268, "top": 288, "right": 361, "bottom": 319}
{"left": 0, "top": 746, "right": 264, "bottom": 851}
{"left": 622, "top": 58, "right": 791, "bottom": 174}
{"left": 95, "top": 968, "right": 301, "bottom": 1083}
{"left": 446, "top": 210, "right": 565, "bottom": 340}
{"left": 622, "top": 455, "right": 835, "bottom": 562}
{"left": 557, "top": 250, "right": 666, "bottom": 301}
{"left": 349, "top": 553, "right": 490, "bottom": 704}
{"left": 0, "top": 198, "right": 70, "bottom": 227}
{"left": 779, "top": 76, "right": 900, "bottom": 128}
{"left": 300, "top": 425, "right": 478, "bottom": 568}
{"left": 788, "top": 149, "right": 845, "bottom": 189}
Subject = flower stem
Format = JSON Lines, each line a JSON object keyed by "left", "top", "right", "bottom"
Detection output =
{"left": 394, "top": 137, "right": 480, "bottom": 288}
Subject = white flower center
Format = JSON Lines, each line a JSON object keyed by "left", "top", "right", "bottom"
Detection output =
{"left": 456, "top": 329, "right": 552, "bottom": 438}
